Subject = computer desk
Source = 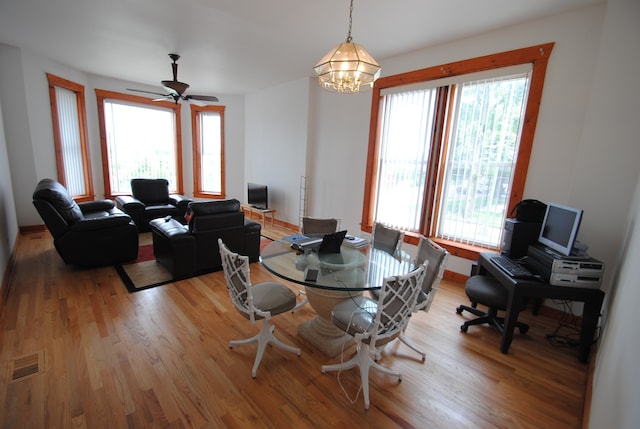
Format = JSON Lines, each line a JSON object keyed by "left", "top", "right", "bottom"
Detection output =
{"left": 477, "top": 252, "right": 605, "bottom": 363}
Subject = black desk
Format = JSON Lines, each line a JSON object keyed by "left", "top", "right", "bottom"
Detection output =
{"left": 477, "top": 252, "right": 605, "bottom": 363}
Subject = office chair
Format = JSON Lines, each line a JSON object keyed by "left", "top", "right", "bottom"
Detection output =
{"left": 456, "top": 275, "right": 529, "bottom": 335}
{"left": 218, "top": 239, "right": 301, "bottom": 378}
{"left": 322, "top": 263, "right": 426, "bottom": 410}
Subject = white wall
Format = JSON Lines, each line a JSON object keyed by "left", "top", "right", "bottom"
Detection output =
{"left": 245, "top": 78, "right": 311, "bottom": 227}
{"left": 0, "top": 97, "right": 20, "bottom": 295}
{"left": 585, "top": 0, "right": 640, "bottom": 427}
{"left": 590, "top": 177, "right": 640, "bottom": 429}
{"left": 0, "top": 44, "right": 40, "bottom": 227}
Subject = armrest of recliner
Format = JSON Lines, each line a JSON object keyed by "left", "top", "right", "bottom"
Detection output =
{"left": 78, "top": 199, "right": 115, "bottom": 213}
{"left": 115, "top": 195, "right": 144, "bottom": 210}
{"left": 69, "top": 212, "right": 134, "bottom": 232}
{"left": 169, "top": 194, "right": 193, "bottom": 209}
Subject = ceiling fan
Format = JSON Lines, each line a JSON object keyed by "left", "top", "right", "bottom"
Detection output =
{"left": 127, "top": 53, "right": 219, "bottom": 104}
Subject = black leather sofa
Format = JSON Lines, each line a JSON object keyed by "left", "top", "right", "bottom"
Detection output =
{"left": 32, "top": 178, "right": 139, "bottom": 267}
{"left": 116, "top": 178, "right": 192, "bottom": 232}
{"left": 149, "top": 199, "right": 261, "bottom": 279}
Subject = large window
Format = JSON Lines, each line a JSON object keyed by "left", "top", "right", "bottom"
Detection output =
{"left": 363, "top": 44, "right": 554, "bottom": 258}
{"left": 95, "top": 90, "right": 183, "bottom": 197}
{"left": 47, "top": 73, "right": 93, "bottom": 201}
{"left": 191, "top": 104, "right": 225, "bottom": 198}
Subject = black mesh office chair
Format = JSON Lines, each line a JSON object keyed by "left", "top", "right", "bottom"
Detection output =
{"left": 456, "top": 275, "right": 529, "bottom": 334}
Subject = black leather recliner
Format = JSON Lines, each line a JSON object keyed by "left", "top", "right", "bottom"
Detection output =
{"left": 32, "top": 178, "right": 139, "bottom": 267}
{"left": 149, "top": 199, "right": 261, "bottom": 279}
{"left": 115, "top": 178, "right": 192, "bottom": 232}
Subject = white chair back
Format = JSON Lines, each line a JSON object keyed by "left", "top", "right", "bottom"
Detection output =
{"left": 219, "top": 238, "right": 261, "bottom": 323}
{"left": 367, "top": 262, "right": 426, "bottom": 348}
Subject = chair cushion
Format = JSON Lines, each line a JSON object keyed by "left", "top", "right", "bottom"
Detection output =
{"left": 331, "top": 296, "right": 378, "bottom": 336}
{"left": 465, "top": 276, "right": 508, "bottom": 310}
{"left": 251, "top": 282, "right": 297, "bottom": 316}
{"left": 143, "top": 204, "right": 180, "bottom": 218}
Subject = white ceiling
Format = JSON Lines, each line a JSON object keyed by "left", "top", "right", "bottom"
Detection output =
{"left": 0, "top": 0, "right": 602, "bottom": 97}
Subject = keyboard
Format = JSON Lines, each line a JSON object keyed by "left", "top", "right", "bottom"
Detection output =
{"left": 490, "top": 255, "right": 534, "bottom": 278}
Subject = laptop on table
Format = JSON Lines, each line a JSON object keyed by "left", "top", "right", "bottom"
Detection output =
{"left": 291, "top": 230, "right": 347, "bottom": 255}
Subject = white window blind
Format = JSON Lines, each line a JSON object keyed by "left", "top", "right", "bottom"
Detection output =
{"left": 199, "top": 111, "right": 222, "bottom": 194}
{"left": 374, "top": 88, "right": 437, "bottom": 231}
{"left": 54, "top": 86, "right": 86, "bottom": 196}
{"left": 437, "top": 72, "right": 531, "bottom": 247}
{"left": 373, "top": 67, "right": 531, "bottom": 248}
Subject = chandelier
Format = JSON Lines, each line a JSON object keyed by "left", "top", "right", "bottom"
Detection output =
{"left": 313, "top": 0, "right": 381, "bottom": 93}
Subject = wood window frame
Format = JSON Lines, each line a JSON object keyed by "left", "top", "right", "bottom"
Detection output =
{"left": 94, "top": 89, "right": 184, "bottom": 198}
{"left": 190, "top": 104, "right": 226, "bottom": 199}
{"left": 362, "top": 43, "right": 554, "bottom": 261}
{"left": 46, "top": 73, "right": 94, "bottom": 202}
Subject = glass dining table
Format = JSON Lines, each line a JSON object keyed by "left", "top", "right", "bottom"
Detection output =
{"left": 260, "top": 239, "right": 414, "bottom": 357}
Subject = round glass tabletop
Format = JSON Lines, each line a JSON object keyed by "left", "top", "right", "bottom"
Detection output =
{"left": 259, "top": 239, "right": 414, "bottom": 291}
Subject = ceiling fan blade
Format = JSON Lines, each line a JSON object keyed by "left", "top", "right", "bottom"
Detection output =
{"left": 128, "top": 55, "right": 216, "bottom": 105}
{"left": 126, "top": 88, "right": 169, "bottom": 97}
{"left": 187, "top": 94, "right": 219, "bottom": 103}
{"left": 186, "top": 98, "right": 206, "bottom": 106}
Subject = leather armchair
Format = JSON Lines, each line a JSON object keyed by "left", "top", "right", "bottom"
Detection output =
{"left": 32, "top": 178, "right": 139, "bottom": 267}
{"left": 149, "top": 199, "right": 261, "bottom": 279}
{"left": 116, "top": 178, "right": 192, "bottom": 232}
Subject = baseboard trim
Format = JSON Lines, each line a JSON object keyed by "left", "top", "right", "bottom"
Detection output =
{"left": 19, "top": 224, "right": 46, "bottom": 234}
{"left": 0, "top": 233, "right": 19, "bottom": 313}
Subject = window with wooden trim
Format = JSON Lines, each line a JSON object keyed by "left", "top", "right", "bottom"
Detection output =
{"left": 46, "top": 73, "right": 93, "bottom": 201}
{"left": 191, "top": 104, "right": 225, "bottom": 198}
{"left": 95, "top": 90, "right": 184, "bottom": 198}
{"left": 362, "top": 43, "right": 554, "bottom": 256}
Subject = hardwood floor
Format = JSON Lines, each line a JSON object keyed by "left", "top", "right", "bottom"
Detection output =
{"left": 0, "top": 225, "right": 590, "bottom": 428}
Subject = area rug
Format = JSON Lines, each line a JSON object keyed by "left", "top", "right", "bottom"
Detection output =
{"left": 115, "top": 237, "right": 274, "bottom": 293}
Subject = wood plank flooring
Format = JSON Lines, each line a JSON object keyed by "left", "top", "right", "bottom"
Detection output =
{"left": 0, "top": 225, "right": 590, "bottom": 428}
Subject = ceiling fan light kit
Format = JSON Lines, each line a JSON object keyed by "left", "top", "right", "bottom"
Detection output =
{"left": 313, "top": 0, "right": 380, "bottom": 93}
{"left": 127, "top": 53, "right": 218, "bottom": 104}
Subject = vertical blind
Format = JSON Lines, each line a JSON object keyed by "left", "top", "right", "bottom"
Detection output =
{"left": 199, "top": 111, "right": 222, "bottom": 194}
{"left": 373, "top": 67, "right": 531, "bottom": 248}
{"left": 438, "top": 72, "right": 530, "bottom": 247}
{"left": 54, "top": 86, "right": 86, "bottom": 196}
{"left": 374, "top": 88, "right": 437, "bottom": 231}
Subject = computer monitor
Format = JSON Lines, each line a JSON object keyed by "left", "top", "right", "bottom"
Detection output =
{"left": 247, "top": 183, "right": 268, "bottom": 209}
{"left": 537, "top": 202, "right": 583, "bottom": 256}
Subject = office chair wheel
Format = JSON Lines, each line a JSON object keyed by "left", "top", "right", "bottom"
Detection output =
{"left": 455, "top": 306, "right": 464, "bottom": 314}
{"left": 519, "top": 325, "right": 529, "bottom": 334}
{"left": 460, "top": 324, "right": 468, "bottom": 333}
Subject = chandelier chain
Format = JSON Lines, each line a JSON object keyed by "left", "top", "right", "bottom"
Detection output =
{"left": 346, "top": 0, "right": 354, "bottom": 42}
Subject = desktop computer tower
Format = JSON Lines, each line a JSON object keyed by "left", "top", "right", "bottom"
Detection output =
{"left": 501, "top": 218, "right": 542, "bottom": 259}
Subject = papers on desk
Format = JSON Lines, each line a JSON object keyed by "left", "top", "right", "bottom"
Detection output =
{"left": 282, "top": 234, "right": 323, "bottom": 251}
{"left": 342, "top": 235, "right": 370, "bottom": 249}
{"left": 282, "top": 234, "right": 312, "bottom": 244}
